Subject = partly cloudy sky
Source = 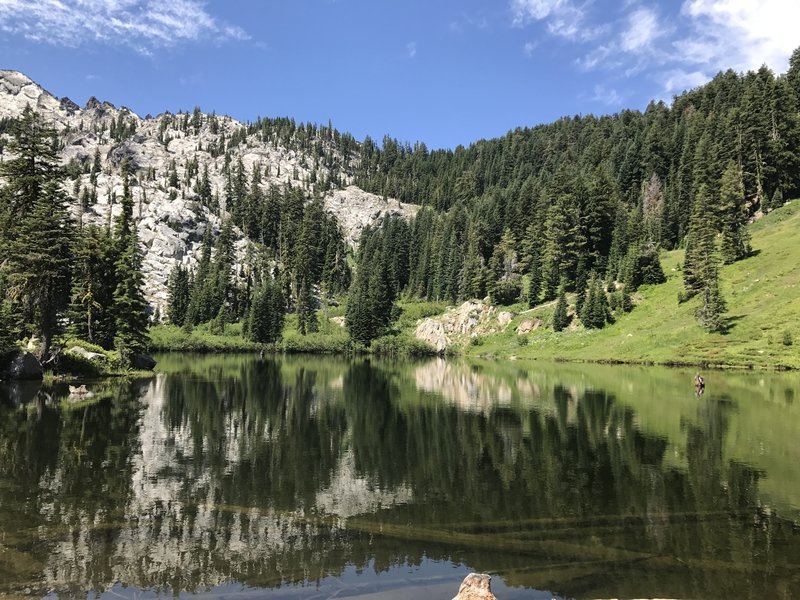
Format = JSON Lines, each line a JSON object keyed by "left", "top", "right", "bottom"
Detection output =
{"left": 0, "top": 0, "right": 797, "bottom": 148}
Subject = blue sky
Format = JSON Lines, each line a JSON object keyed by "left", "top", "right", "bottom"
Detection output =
{"left": 1, "top": 0, "right": 798, "bottom": 149}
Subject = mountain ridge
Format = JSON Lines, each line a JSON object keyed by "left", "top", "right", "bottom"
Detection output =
{"left": 0, "top": 69, "right": 418, "bottom": 312}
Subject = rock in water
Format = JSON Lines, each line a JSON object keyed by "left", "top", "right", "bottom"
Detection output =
{"left": 452, "top": 573, "right": 497, "bottom": 600}
{"left": 0, "top": 351, "right": 44, "bottom": 381}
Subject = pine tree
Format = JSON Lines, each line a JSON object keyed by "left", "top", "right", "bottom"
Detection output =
{"left": 683, "top": 185, "right": 718, "bottom": 297}
{"left": 346, "top": 231, "right": 397, "bottom": 345}
{"left": 527, "top": 248, "right": 542, "bottom": 308}
{"left": 113, "top": 231, "right": 149, "bottom": 364}
{"left": 718, "top": 160, "right": 751, "bottom": 263}
{"left": 111, "top": 163, "right": 149, "bottom": 364}
{"left": 580, "top": 275, "right": 610, "bottom": 329}
{"left": 185, "top": 227, "right": 213, "bottom": 325}
{"left": 296, "top": 279, "right": 318, "bottom": 335}
{"left": 695, "top": 266, "right": 727, "bottom": 332}
{"left": 552, "top": 286, "right": 570, "bottom": 332}
{"left": 1, "top": 109, "right": 73, "bottom": 359}
{"left": 167, "top": 264, "right": 191, "bottom": 326}
{"left": 68, "top": 225, "right": 117, "bottom": 347}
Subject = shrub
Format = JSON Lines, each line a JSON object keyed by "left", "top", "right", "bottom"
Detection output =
{"left": 370, "top": 335, "right": 438, "bottom": 357}
{"left": 490, "top": 279, "right": 523, "bottom": 306}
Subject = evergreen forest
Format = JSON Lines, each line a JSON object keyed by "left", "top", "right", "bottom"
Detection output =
{"left": 2, "top": 49, "right": 800, "bottom": 368}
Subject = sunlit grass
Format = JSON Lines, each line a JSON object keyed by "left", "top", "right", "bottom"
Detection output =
{"left": 464, "top": 201, "right": 800, "bottom": 369}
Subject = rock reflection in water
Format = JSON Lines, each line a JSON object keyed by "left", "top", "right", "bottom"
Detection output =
{"left": 0, "top": 355, "right": 798, "bottom": 599}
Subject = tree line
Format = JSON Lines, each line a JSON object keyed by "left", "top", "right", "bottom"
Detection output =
{"left": 345, "top": 52, "right": 800, "bottom": 339}
{"left": 5, "top": 50, "right": 800, "bottom": 355}
{"left": 0, "top": 108, "right": 149, "bottom": 364}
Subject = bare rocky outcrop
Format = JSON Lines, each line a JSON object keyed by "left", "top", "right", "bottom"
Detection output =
{"left": 516, "top": 318, "right": 542, "bottom": 334}
{"left": 452, "top": 573, "right": 497, "bottom": 600}
{"left": 68, "top": 346, "right": 106, "bottom": 363}
{"left": 0, "top": 70, "right": 420, "bottom": 315}
{"left": 323, "top": 186, "right": 418, "bottom": 247}
{"left": 414, "top": 300, "right": 517, "bottom": 351}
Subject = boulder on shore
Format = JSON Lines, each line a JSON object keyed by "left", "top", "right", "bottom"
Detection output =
{"left": 452, "top": 573, "right": 497, "bottom": 600}
{"left": 131, "top": 353, "right": 157, "bottom": 370}
{"left": 0, "top": 350, "right": 44, "bottom": 381}
{"left": 68, "top": 346, "right": 107, "bottom": 363}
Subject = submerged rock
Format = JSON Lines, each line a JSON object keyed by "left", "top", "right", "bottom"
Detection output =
{"left": 452, "top": 573, "right": 497, "bottom": 600}
{"left": 0, "top": 351, "right": 44, "bottom": 381}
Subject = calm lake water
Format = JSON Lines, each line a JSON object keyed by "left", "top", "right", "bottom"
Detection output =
{"left": 1, "top": 354, "right": 800, "bottom": 599}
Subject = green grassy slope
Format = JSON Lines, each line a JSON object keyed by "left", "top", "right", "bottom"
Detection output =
{"left": 466, "top": 200, "right": 800, "bottom": 369}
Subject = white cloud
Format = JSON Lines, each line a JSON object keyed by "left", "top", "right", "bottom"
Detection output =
{"left": 662, "top": 69, "right": 709, "bottom": 94}
{"left": 678, "top": 0, "right": 799, "bottom": 74}
{"left": 407, "top": 41, "right": 417, "bottom": 59}
{"left": 577, "top": 42, "right": 616, "bottom": 70}
{"left": 511, "top": 0, "right": 568, "bottom": 24}
{"left": 620, "top": 7, "right": 662, "bottom": 53}
{"left": 592, "top": 84, "right": 622, "bottom": 105}
{"left": 510, "top": 0, "right": 605, "bottom": 41}
{"left": 0, "top": 0, "right": 248, "bottom": 53}
{"left": 511, "top": 0, "right": 800, "bottom": 100}
{"left": 523, "top": 41, "right": 538, "bottom": 57}
{"left": 449, "top": 13, "right": 490, "bottom": 34}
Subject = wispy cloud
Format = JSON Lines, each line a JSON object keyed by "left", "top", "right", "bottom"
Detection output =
{"left": 592, "top": 84, "right": 622, "bottom": 106}
{"left": 676, "top": 0, "right": 799, "bottom": 75}
{"left": 510, "top": 0, "right": 800, "bottom": 101}
{"left": 510, "top": 0, "right": 607, "bottom": 41}
{"left": 0, "top": 0, "right": 248, "bottom": 54}
{"left": 619, "top": 7, "right": 663, "bottom": 53}
{"left": 449, "top": 12, "right": 490, "bottom": 34}
{"left": 407, "top": 41, "right": 417, "bottom": 59}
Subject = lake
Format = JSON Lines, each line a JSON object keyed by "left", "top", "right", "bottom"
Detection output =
{"left": 1, "top": 354, "right": 799, "bottom": 599}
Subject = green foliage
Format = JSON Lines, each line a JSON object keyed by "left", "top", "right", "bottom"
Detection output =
{"left": 149, "top": 323, "right": 259, "bottom": 353}
{"left": 69, "top": 225, "right": 117, "bottom": 348}
{"left": 695, "top": 270, "right": 727, "bottom": 332}
{"left": 580, "top": 274, "right": 611, "bottom": 329}
{"left": 112, "top": 173, "right": 150, "bottom": 365}
{"left": 1, "top": 108, "right": 74, "bottom": 359}
{"left": 346, "top": 220, "right": 400, "bottom": 345}
{"left": 490, "top": 278, "right": 522, "bottom": 306}
{"left": 718, "top": 160, "right": 751, "bottom": 263}
{"left": 782, "top": 329, "right": 793, "bottom": 347}
{"left": 248, "top": 279, "right": 285, "bottom": 344}
{"left": 369, "top": 334, "right": 437, "bottom": 357}
{"left": 552, "top": 287, "right": 570, "bottom": 332}
{"left": 167, "top": 264, "right": 191, "bottom": 326}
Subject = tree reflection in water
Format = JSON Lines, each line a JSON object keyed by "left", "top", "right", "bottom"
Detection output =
{"left": 0, "top": 355, "right": 798, "bottom": 599}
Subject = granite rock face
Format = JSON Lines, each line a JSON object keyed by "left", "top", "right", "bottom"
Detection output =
{"left": 414, "top": 301, "right": 518, "bottom": 350}
{"left": 0, "top": 70, "right": 419, "bottom": 316}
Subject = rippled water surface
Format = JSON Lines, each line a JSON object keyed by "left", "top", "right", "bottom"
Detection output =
{"left": 1, "top": 354, "right": 800, "bottom": 599}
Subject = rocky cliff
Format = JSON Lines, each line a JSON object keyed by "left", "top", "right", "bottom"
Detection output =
{"left": 0, "top": 70, "right": 418, "bottom": 313}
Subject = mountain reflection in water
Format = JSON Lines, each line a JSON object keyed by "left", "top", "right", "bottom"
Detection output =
{"left": 0, "top": 354, "right": 799, "bottom": 599}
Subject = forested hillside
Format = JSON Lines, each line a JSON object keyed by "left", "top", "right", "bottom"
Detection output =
{"left": 350, "top": 54, "right": 800, "bottom": 311}
{"left": 2, "top": 48, "right": 800, "bottom": 368}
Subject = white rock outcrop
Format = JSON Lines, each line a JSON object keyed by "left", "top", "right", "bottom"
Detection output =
{"left": 414, "top": 301, "right": 516, "bottom": 351}
{"left": 0, "top": 70, "right": 420, "bottom": 314}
